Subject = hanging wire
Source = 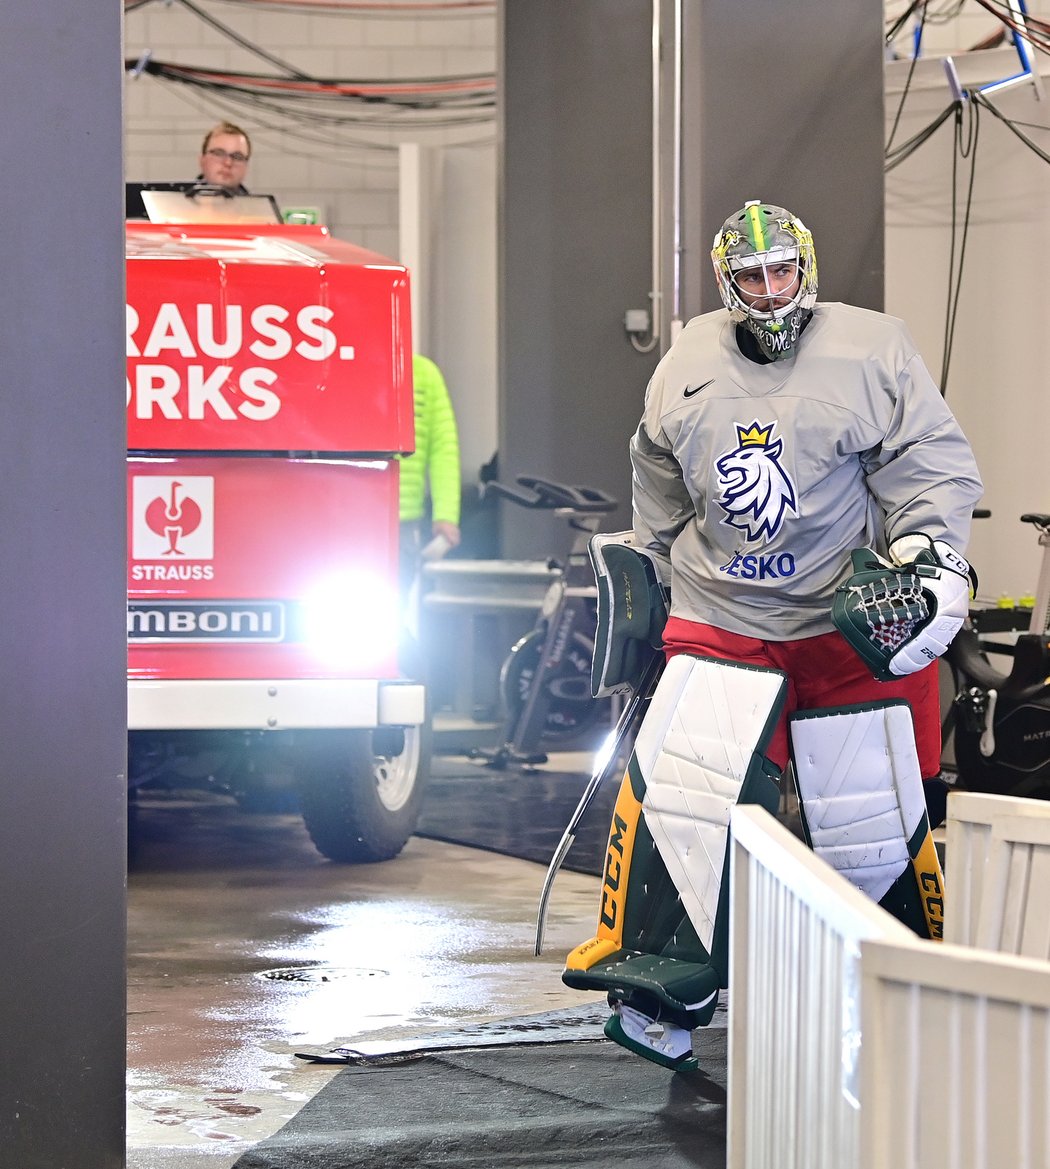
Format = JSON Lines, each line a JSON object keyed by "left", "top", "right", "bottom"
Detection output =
{"left": 124, "top": 0, "right": 496, "bottom": 130}
{"left": 885, "top": 100, "right": 957, "bottom": 171}
{"left": 210, "top": 0, "right": 494, "bottom": 12}
{"left": 173, "top": 0, "right": 311, "bottom": 78}
{"left": 940, "top": 97, "right": 980, "bottom": 395}
{"left": 128, "top": 57, "right": 496, "bottom": 125}
{"left": 128, "top": 76, "right": 406, "bottom": 164}
{"left": 886, "top": 0, "right": 926, "bottom": 46}
{"left": 142, "top": 60, "right": 495, "bottom": 103}
{"left": 886, "top": 2, "right": 930, "bottom": 155}
{"left": 971, "top": 0, "right": 1050, "bottom": 49}
{"left": 986, "top": 109, "right": 1050, "bottom": 133}
{"left": 974, "top": 89, "right": 1050, "bottom": 161}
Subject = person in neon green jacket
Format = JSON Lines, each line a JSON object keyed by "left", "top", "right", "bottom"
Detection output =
{"left": 399, "top": 355, "right": 462, "bottom": 593}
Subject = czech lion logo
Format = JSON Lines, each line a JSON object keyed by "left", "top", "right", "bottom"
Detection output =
{"left": 715, "top": 421, "right": 797, "bottom": 542}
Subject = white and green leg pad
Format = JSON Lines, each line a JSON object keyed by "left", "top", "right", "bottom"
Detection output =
{"left": 789, "top": 700, "right": 945, "bottom": 939}
{"left": 563, "top": 653, "right": 787, "bottom": 1068}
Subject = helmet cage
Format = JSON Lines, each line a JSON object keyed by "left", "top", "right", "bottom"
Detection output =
{"left": 728, "top": 250, "right": 801, "bottom": 322}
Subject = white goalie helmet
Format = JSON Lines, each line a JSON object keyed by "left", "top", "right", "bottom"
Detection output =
{"left": 711, "top": 200, "right": 818, "bottom": 361}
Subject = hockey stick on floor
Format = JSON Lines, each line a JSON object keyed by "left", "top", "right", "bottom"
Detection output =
{"left": 534, "top": 655, "right": 663, "bottom": 956}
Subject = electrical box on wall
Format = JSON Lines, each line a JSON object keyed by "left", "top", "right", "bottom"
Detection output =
{"left": 283, "top": 206, "right": 325, "bottom": 226}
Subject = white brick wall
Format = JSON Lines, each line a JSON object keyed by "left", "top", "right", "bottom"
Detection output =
{"left": 125, "top": 1, "right": 1050, "bottom": 246}
{"left": 123, "top": 0, "right": 496, "bottom": 252}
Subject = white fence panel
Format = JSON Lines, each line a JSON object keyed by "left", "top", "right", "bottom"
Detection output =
{"left": 731, "top": 801, "right": 1050, "bottom": 1169}
{"left": 728, "top": 806, "right": 914, "bottom": 1169}
{"left": 975, "top": 814, "right": 1050, "bottom": 959}
{"left": 944, "top": 790, "right": 1050, "bottom": 946}
{"left": 860, "top": 938, "right": 1050, "bottom": 1169}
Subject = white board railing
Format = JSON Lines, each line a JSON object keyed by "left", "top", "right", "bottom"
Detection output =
{"left": 974, "top": 812, "right": 1050, "bottom": 959}
{"left": 728, "top": 806, "right": 914, "bottom": 1169}
{"left": 729, "top": 802, "right": 1050, "bottom": 1169}
{"left": 943, "top": 789, "right": 1050, "bottom": 946}
{"left": 859, "top": 937, "right": 1050, "bottom": 1169}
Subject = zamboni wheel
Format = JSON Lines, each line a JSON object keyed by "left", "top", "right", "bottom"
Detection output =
{"left": 297, "top": 722, "right": 431, "bottom": 863}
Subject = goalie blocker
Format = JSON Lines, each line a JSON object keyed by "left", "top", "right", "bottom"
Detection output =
{"left": 564, "top": 656, "right": 944, "bottom": 1071}
{"left": 587, "top": 531, "right": 670, "bottom": 699}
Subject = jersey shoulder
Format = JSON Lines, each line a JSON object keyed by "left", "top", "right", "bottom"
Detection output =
{"left": 672, "top": 309, "right": 729, "bottom": 349}
{"left": 645, "top": 311, "right": 727, "bottom": 408}
{"left": 807, "top": 302, "right": 920, "bottom": 364}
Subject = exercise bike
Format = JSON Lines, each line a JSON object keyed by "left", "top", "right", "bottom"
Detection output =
{"left": 945, "top": 511, "right": 1050, "bottom": 800}
{"left": 471, "top": 474, "right": 618, "bottom": 770}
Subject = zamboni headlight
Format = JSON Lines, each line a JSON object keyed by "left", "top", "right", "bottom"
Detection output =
{"left": 301, "top": 568, "right": 397, "bottom": 669}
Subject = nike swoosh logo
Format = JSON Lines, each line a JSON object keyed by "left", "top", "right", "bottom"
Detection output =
{"left": 683, "top": 379, "right": 715, "bottom": 398}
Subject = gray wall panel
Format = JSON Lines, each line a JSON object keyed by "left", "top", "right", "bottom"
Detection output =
{"left": 680, "top": 0, "right": 885, "bottom": 319}
{"left": 499, "top": 1, "right": 884, "bottom": 558}
{"left": 499, "top": 1, "right": 657, "bottom": 553}
{"left": 0, "top": 5, "right": 127, "bottom": 1166}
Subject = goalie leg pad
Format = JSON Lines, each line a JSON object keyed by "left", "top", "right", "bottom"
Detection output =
{"left": 564, "top": 654, "right": 786, "bottom": 1063}
{"left": 634, "top": 653, "right": 787, "bottom": 963}
{"left": 790, "top": 700, "right": 945, "bottom": 939}
{"left": 563, "top": 759, "right": 723, "bottom": 1033}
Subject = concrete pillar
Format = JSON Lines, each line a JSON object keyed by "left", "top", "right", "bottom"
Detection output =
{"left": 0, "top": 5, "right": 128, "bottom": 1166}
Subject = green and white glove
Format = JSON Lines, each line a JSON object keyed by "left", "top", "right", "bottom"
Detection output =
{"left": 885, "top": 534, "right": 975, "bottom": 677}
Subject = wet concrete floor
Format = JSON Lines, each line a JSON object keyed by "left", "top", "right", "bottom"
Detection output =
{"left": 126, "top": 751, "right": 607, "bottom": 1169}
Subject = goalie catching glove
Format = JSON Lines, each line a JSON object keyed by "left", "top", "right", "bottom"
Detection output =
{"left": 832, "top": 534, "right": 975, "bottom": 681}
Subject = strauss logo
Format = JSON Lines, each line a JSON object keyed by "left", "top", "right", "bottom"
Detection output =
{"left": 145, "top": 480, "right": 203, "bottom": 556}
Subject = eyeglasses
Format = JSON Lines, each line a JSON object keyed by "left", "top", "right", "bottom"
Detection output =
{"left": 205, "top": 148, "right": 249, "bottom": 164}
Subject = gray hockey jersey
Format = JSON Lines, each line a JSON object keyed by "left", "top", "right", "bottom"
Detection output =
{"left": 631, "top": 303, "right": 984, "bottom": 640}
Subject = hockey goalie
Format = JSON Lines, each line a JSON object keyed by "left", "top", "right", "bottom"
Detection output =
{"left": 560, "top": 199, "right": 983, "bottom": 1070}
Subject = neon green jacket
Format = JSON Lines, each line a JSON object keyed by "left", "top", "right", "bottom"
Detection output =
{"left": 398, "top": 354, "right": 461, "bottom": 524}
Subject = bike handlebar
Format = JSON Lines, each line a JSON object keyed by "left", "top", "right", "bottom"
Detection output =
{"left": 945, "top": 626, "right": 1011, "bottom": 691}
{"left": 483, "top": 474, "right": 618, "bottom": 514}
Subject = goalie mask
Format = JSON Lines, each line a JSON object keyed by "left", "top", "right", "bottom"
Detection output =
{"left": 711, "top": 200, "right": 818, "bottom": 361}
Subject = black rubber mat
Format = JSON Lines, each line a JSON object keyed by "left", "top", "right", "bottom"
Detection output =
{"left": 234, "top": 1024, "right": 727, "bottom": 1168}
{"left": 293, "top": 1002, "right": 615, "bottom": 1064}
{"left": 416, "top": 755, "right": 616, "bottom": 877}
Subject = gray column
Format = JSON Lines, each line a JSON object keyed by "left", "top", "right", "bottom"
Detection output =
{"left": 0, "top": 5, "right": 128, "bottom": 1167}
{"left": 677, "top": 0, "right": 885, "bottom": 321}
{"left": 498, "top": 0, "right": 657, "bottom": 553}
{"left": 499, "top": 0, "right": 884, "bottom": 555}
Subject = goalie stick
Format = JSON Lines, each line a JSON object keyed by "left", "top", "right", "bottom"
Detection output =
{"left": 534, "top": 653, "right": 663, "bottom": 955}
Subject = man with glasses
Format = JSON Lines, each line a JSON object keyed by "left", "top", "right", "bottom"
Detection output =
{"left": 196, "top": 121, "right": 252, "bottom": 193}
